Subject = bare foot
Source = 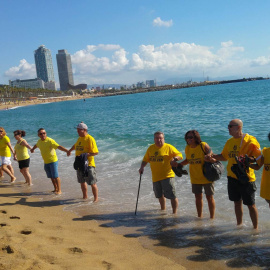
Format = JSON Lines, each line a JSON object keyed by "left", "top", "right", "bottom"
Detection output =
{"left": 55, "top": 191, "right": 62, "bottom": 195}
{"left": 11, "top": 177, "right": 16, "bottom": 183}
{"left": 93, "top": 199, "right": 98, "bottom": 203}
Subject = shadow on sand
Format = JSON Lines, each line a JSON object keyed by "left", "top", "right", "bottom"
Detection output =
{"left": 73, "top": 210, "right": 270, "bottom": 269}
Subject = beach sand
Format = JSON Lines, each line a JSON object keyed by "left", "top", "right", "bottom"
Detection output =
{"left": 0, "top": 94, "right": 97, "bottom": 111}
{"left": 0, "top": 180, "right": 185, "bottom": 270}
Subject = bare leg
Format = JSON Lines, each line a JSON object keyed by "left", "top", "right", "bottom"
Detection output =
{"left": 81, "top": 182, "right": 88, "bottom": 199}
{"left": 195, "top": 193, "right": 203, "bottom": 218}
{"left": 206, "top": 194, "right": 216, "bottom": 219}
{"left": 247, "top": 204, "right": 258, "bottom": 229}
{"left": 20, "top": 168, "right": 32, "bottom": 185}
{"left": 0, "top": 167, "right": 3, "bottom": 177}
{"left": 2, "top": 164, "right": 16, "bottom": 182}
{"left": 91, "top": 184, "right": 98, "bottom": 202}
{"left": 159, "top": 195, "right": 166, "bottom": 211}
{"left": 8, "top": 164, "right": 14, "bottom": 176}
{"left": 50, "top": 178, "right": 57, "bottom": 193}
{"left": 171, "top": 198, "right": 178, "bottom": 214}
{"left": 53, "top": 177, "right": 61, "bottom": 194}
{"left": 234, "top": 200, "right": 243, "bottom": 226}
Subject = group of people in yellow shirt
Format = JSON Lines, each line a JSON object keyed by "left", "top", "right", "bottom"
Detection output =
{"left": 1, "top": 118, "right": 270, "bottom": 229}
{"left": 139, "top": 119, "right": 268, "bottom": 229}
{"left": 0, "top": 122, "right": 99, "bottom": 200}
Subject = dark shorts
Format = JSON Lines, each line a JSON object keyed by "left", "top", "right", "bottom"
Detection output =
{"left": 192, "top": 183, "right": 215, "bottom": 196}
{"left": 44, "top": 161, "right": 59, "bottom": 179}
{"left": 18, "top": 158, "right": 30, "bottom": 169}
{"left": 77, "top": 166, "right": 97, "bottom": 185}
{"left": 153, "top": 178, "right": 177, "bottom": 199}
{"left": 227, "top": 176, "right": 256, "bottom": 206}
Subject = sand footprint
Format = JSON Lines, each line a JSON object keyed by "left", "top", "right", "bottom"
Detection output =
{"left": 69, "top": 247, "right": 83, "bottom": 253}
{"left": 10, "top": 216, "right": 20, "bottom": 219}
{"left": 102, "top": 261, "right": 113, "bottom": 270}
{"left": 2, "top": 245, "right": 14, "bottom": 254}
{"left": 21, "top": 230, "right": 32, "bottom": 235}
{"left": 0, "top": 210, "right": 7, "bottom": 214}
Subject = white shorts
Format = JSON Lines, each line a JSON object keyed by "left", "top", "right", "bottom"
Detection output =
{"left": 1, "top": 156, "right": 11, "bottom": 165}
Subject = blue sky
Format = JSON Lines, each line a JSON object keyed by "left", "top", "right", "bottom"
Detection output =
{"left": 1, "top": 0, "right": 270, "bottom": 87}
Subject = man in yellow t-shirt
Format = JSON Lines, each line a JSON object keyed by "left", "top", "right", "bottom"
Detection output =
{"left": 31, "top": 128, "right": 69, "bottom": 194}
{"left": 139, "top": 131, "right": 183, "bottom": 214}
{"left": 67, "top": 122, "right": 99, "bottom": 201}
{"left": 206, "top": 119, "right": 261, "bottom": 229}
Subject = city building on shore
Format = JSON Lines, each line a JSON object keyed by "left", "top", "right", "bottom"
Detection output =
{"left": 56, "top": 49, "right": 74, "bottom": 91}
{"left": 9, "top": 78, "right": 57, "bottom": 90}
{"left": 146, "top": 80, "right": 156, "bottom": 87}
{"left": 9, "top": 78, "right": 44, "bottom": 89}
{"left": 34, "top": 45, "right": 56, "bottom": 90}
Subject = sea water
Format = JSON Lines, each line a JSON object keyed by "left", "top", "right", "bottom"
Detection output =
{"left": 1, "top": 80, "right": 270, "bottom": 269}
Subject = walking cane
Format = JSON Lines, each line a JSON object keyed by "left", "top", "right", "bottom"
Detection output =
{"left": 135, "top": 173, "right": 142, "bottom": 215}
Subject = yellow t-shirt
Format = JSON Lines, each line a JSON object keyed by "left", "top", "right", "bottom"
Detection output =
{"left": 260, "top": 147, "right": 270, "bottom": 200}
{"left": 0, "top": 135, "right": 11, "bottom": 157}
{"left": 143, "top": 143, "right": 183, "bottom": 182}
{"left": 75, "top": 134, "right": 98, "bottom": 167}
{"left": 36, "top": 137, "right": 59, "bottom": 164}
{"left": 185, "top": 142, "right": 211, "bottom": 184}
{"left": 221, "top": 134, "right": 261, "bottom": 182}
{"left": 14, "top": 139, "right": 30, "bottom": 161}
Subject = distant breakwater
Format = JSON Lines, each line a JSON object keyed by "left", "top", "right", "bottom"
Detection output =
{"left": 93, "top": 77, "right": 269, "bottom": 98}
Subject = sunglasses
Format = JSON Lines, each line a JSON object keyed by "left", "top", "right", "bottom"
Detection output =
{"left": 0, "top": 130, "right": 3, "bottom": 133}
{"left": 186, "top": 136, "right": 194, "bottom": 139}
{"left": 39, "top": 132, "right": 46, "bottom": 135}
{"left": 228, "top": 125, "right": 238, "bottom": 128}
{"left": 14, "top": 134, "right": 20, "bottom": 136}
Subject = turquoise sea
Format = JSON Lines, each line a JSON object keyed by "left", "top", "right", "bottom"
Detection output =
{"left": 1, "top": 80, "right": 270, "bottom": 269}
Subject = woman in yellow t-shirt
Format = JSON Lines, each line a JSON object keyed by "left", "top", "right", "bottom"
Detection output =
{"left": 250, "top": 133, "right": 270, "bottom": 208}
{"left": 13, "top": 130, "right": 32, "bottom": 186}
{"left": 180, "top": 130, "right": 215, "bottom": 219}
{"left": 0, "top": 127, "right": 16, "bottom": 182}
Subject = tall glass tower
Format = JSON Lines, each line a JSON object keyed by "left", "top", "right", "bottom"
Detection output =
{"left": 34, "top": 45, "right": 55, "bottom": 82}
{"left": 56, "top": 49, "right": 74, "bottom": 91}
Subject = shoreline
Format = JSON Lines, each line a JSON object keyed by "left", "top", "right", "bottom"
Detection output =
{"left": 1, "top": 77, "right": 269, "bottom": 111}
{"left": 0, "top": 94, "right": 94, "bottom": 111}
{"left": 0, "top": 179, "right": 185, "bottom": 270}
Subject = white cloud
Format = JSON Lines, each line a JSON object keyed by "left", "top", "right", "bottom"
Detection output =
{"left": 5, "top": 41, "right": 270, "bottom": 85}
{"left": 4, "top": 59, "right": 36, "bottom": 79}
{"left": 86, "top": 44, "right": 122, "bottom": 52}
{"left": 130, "top": 43, "right": 222, "bottom": 72}
{"left": 153, "top": 17, "right": 173, "bottom": 27}
{"left": 71, "top": 45, "right": 129, "bottom": 77}
{"left": 250, "top": 56, "right": 270, "bottom": 66}
{"left": 217, "top": 40, "right": 244, "bottom": 59}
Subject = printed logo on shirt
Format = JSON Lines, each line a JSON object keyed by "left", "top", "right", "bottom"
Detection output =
{"left": 191, "top": 154, "right": 195, "bottom": 159}
{"left": 188, "top": 158, "right": 201, "bottom": 165}
{"left": 229, "top": 145, "right": 239, "bottom": 158}
{"left": 149, "top": 151, "right": 164, "bottom": 162}
{"left": 76, "top": 145, "right": 84, "bottom": 151}
{"left": 265, "top": 165, "right": 270, "bottom": 171}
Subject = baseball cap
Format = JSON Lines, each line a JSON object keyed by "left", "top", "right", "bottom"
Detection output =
{"left": 76, "top": 122, "right": 88, "bottom": 130}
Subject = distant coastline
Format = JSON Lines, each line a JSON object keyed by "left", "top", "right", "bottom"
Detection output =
{"left": 1, "top": 77, "right": 268, "bottom": 110}
{"left": 92, "top": 76, "right": 269, "bottom": 98}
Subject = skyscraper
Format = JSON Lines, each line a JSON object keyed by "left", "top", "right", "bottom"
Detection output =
{"left": 34, "top": 45, "right": 55, "bottom": 83}
{"left": 56, "top": 49, "right": 74, "bottom": 91}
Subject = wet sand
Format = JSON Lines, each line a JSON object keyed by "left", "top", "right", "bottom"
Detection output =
{"left": 0, "top": 178, "right": 185, "bottom": 270}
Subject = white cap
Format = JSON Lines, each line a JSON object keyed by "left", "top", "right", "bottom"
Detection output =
{"left": 76, "top": 122, "right": 88, "bottom": 130}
